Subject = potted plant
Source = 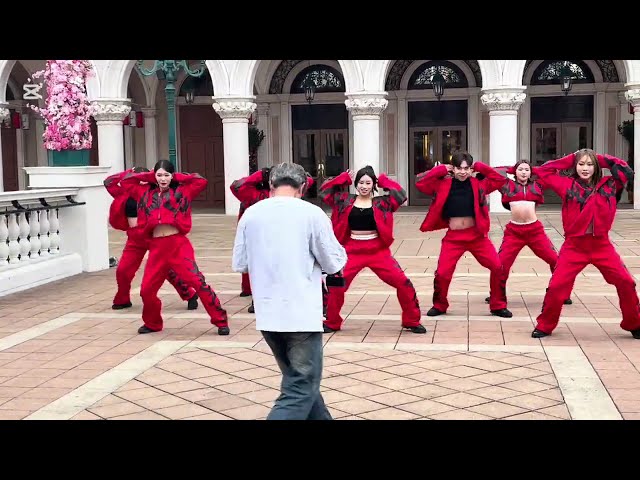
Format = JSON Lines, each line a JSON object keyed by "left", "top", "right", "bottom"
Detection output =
{"left": 29, "top": 60, "right": 95, "bottom": 166}
{"left": 618, "top": 120, "right": 634, "bottom": 202}
{"left": 248, "top": 125, "right": 265, "bottom": 174}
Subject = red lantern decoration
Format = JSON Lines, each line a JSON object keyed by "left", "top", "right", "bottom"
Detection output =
{"left": 11, "top": 111, "right": 21, "bottom": 129}
{"left": 123, "top": 114, "right": 130, "bottom": 126}
{"left": 136, "top": 111, "right": 144, "bottom": 128}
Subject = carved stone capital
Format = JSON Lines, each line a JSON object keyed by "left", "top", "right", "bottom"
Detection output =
{"left": 345, "top": 94, "right": 388, "bottom": 117}
{"left": 212, "top": 99, "right": 256, "bottom": 121}
{"left": 481, "top": 90, "right": 526, "bottom": 112}
{"left": 625, "top": 88, "right": 640, "bottom": 108}
{"left": 91, "top": 100, "right": 131, "bottom": 122}
{"left": 256, "top": 104, "right": 270, "bottom": 116}
{"left": 141, "top": 107, "right": 157, "bottom": 118}
{"left": 0, "top": 104, "right": 9, "bottom": 121}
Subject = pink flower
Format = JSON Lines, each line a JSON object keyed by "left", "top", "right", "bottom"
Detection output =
{"left": 28, "top": 60, "right": 95, "bottom": 151}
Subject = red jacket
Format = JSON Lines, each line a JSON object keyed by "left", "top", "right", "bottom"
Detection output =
{"left": 496, "top": 166, "right": 546, "bottom": 208}
{"left": 320, "top": 171, "right": 406, "bottom": 248}
{"left": 535, "top": 153, "right": 633, "bottom": 238}
{"left": 230, "top": 170, "right": 270, "bottom": 220}
{"left": 231, "top": 170, "right": 316, "bottom": 220}
{"left": 415, "top": 162, "right": 507, "bottom": 235}
{"left": 120, "top": 170, "right": 207, "bottom": 236}
{"left": 104, "top": 170, "right": 132, "bottom": 232}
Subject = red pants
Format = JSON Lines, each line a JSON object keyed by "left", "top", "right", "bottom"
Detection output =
{"left": 492, "top": 220, "right": 558, "bottom": 305}
{"left": 241, "top": 273, "right": 252, "bottom": 295}
{"left": 140, "top": 234, "right": 228, "bottom": 331}
{"left": 535, "top": 235, "right": 640, "bottom": 334}
{"left": 434, "top": 227, "right": 505, "bottom": 311}
{"left": 325, "top": 237, "right": 421, "bottom": 330}
{"left": 113, "top": 227, "right": 196, "bottom": 305}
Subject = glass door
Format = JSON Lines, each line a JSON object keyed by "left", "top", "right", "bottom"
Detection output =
{"left": 532, "top": 122, "right": 592, "bottom": 203}
{"left": 292, "top": 129, "right": 348, "bottom": 202}
{"left": 409, "top": 126, "right": 466, "bottom": 206}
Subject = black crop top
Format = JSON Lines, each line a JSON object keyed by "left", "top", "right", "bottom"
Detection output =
{"left": 349, "top": 207, "right": 377, "bottom": 231}
{"left": 443, "top": 179, "right": 475, "bottom": 219}
{"left": 125, "top": 197, "right": 138, "bottom": 218}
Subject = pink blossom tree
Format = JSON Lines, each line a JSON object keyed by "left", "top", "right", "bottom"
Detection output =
{"left": 29, "top": 60, "right": 95, "bottom": 151}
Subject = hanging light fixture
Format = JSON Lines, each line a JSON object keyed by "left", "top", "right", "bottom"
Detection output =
{"left": 303, "top": 60, "right": 315, "bottom": 104}
{"left": 304, "top": 79, "right": 315, "bottom": 104}
{"left": 431, "top": 68, "right": 445, "bottom": 101}
{"left": 184, "top": 88, "right": 195, "bottom": 104}
{"left": 560, "top": 64, "right": 573, "bottom": 96}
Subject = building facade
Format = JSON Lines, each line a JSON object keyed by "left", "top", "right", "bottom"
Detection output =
{"left": 1, "top": 59, "right": 639, "bottom": 214}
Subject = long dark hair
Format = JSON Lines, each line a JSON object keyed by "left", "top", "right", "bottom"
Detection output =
{"left": 355, "top": 165, "right": 378, "bottom": 193}
{"left": 153, "top": 160, "right": 178, "bottom": 189}
{"left": 257, "top": 167, "right": 271, "bottom": 191}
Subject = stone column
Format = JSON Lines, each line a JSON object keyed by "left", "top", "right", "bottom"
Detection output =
{"left": 212, "top": 98, "right": 256, "bottom": 216}
{"left": 91, "top": 99, "right": 131, "bottom": 176}
{"left": 480, "top": 88, "right": 526, "bottom": 213}
{"left": 255, "top": 104, "right": 271, "bottom": 170}
{"left": 141, "top": 108, "right": 159, "bottom": 170}
{"left": 0, "top": 104, "right": 9, "bottom": 192}
{"left": 625, "top": 87, "right": 640, "bottom": 209}
{"left": 345, "top": 93, "right": 388, "bottom": 176}
{"left": 396, "top": 92, "right": 409, "bottom": 193}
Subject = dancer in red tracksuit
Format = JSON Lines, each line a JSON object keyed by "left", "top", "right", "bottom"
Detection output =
{"left": 121, "top": 160, "right": 229, "bottom": 335}
{"left": 231, "top": 168, "right": 324, "bottom": 314}
{"left": 531, "top": 149, "right": 640, "bottom": 339}
{"left": 483, "top": 160, "right": 572, "bottom": 307}
{"left": 104, "top": 167, "right": 199, "bottom": 311}
{"left": 321, "top": 166, "right": 426, "bottom": 334}
{"left": 231, "top": 167, "right": 272, "bottom": 300}
{"left": 415, "top": 151, "right": 512, "bottom": 318}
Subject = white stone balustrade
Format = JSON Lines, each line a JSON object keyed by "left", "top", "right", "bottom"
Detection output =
{"left": 0, "top": 189, "right": 79, "bottom": 269}
{"left": 0, "top": 181, "right": 100, "bottom": 296}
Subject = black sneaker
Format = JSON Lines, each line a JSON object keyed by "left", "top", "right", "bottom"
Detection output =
{"left": 426, "top": 307, "right": 445, "bottom": 317}
{"left": 531, "top": 328, "right": 550, "bottom": 338}
{"left": 405, "top": 324, "right": 427, "bottom": 334}
{"left": 564, "top": 298, "right": 573, "bottom": 305}
{"left": 137, "top": 325, "right": 158, "bottom": 334}
{"left": 248, "top": 302, "right": 255, "bottom": 314}
{"left": 239, "top": 292, "right": 252, "bottom": 297}
{"left": 491, "top": 308, "right": 513, "bottom": 318}
{"left": 112, "top": 302, "right": 132, "bottom": 310}
{"left": 323, "top": 324, "right": 337, "bottom": 333}
{"left": 631, "top": 329, "right": 640, "bottom": 339}
{"left": 485, "top": 296, "right": 490, "bottom": 303}
{"left": 109, "top": 256, "right": 118, "bottom": 268}
{"left": 187, "top": 294, "right": 199, "bottom": 310}
{"left": 218, "top": 326, "right": 230, "bottom": 336}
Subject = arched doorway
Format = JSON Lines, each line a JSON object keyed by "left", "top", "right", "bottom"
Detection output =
{"left": 523, "top": 60, "right": 622, "bottom": 203}
{"left": 2, "top": 60, "right": 48, "bottom": 191}
{"left": 289, "top": 64, "right": 348, "bottom": 200}
{"left": 384, "top": 60, "right": 482, "bottom": 205}
{"left": 177, "top": 68, "right": 225, "bottom": 208}
{"left": 264, "top": 60, "right": 350, "bottom": 202}
{"left": 1, "top": 86, "right": 18, "bottom": 191}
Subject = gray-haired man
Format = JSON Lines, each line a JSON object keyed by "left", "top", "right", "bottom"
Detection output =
{"left": 232, "top": 163, "right": 347, "bottom": 420}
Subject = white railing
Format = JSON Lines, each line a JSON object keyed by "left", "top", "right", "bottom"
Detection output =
{"left": 0, "top": 188, "right": 81, "bottom": 269}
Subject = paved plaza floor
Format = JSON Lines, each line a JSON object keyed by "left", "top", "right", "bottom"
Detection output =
{"left": 1, "top": 210, "right": 640, "bottom": 420}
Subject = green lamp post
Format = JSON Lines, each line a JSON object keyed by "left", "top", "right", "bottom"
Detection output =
{"left": 136, "top": 60, "right": 206, "bottom": 167}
